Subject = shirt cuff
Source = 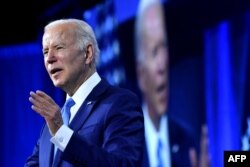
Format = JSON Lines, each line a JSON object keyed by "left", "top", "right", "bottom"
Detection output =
{"left": 50, "top": 125, "right": 73, "bottom": 152}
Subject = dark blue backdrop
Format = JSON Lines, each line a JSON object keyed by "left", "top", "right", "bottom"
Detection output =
{"left": 0, "top": 1, "right": 250, "bottom": 167}
{"left": 205, "top": 11, "right": 250, "bottom": 167}
{"left": 0, "top": 43, "right": 65, "bottom": 166}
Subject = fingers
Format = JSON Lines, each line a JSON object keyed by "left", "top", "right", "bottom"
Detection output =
{"left": 189, "top": 147, "right": 198, "bottom": 167}
{"left": 29, "top": 90, "right": 59, "bottom": 117}
{"left": 29, "top": 91, "right": 47, "bottom": 116}
{"left": 29, "top": 90, "right": 63, "bottom": 136}
{"left": 200, "top": 125, "right": 208, "bottom": 153}
{"left": 200, "top": 124, "right": 210, "bottom": 167}
{"left": 33, "top": 90, "right": 55, "bottom": 104}
{"left": 189, "top": 125, "right": 210, "bottom": 167}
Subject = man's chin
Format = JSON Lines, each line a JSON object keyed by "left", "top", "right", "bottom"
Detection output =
{"left": 158, "top": 110, "right": 167, "bottom": 116}
{"left": 157, "top": 105, "right": 167, "bottom": 115}
{"left": 52, "top": 80, "right": 64, "bottom": 88}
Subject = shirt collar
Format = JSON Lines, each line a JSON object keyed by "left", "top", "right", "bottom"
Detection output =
{"left": 66, "top": 72, "right": 101, "bottom": 107}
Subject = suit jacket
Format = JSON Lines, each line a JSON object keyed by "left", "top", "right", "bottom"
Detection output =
{"left": 25, "top": 79, "right": 144, "bottom": 167}
{"left": 142, "top": 115, "right": 195, "bottom": 167}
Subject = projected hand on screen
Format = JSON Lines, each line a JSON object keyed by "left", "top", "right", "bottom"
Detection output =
{"left": 189, "top": 125, "right": 210, "bottom": 167}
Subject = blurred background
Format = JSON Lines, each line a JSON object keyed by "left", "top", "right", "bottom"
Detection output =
{"left": 1, "top": 0, "right": 250, "bottom": 166}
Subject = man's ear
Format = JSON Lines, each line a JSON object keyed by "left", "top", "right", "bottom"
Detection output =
{"left": 85, "top": 44, "right": 94, "bottom": 65}
{"left": 136, "top": 62, "right": 146, "bottom": 92}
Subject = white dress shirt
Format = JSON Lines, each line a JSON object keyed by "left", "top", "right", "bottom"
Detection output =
{"left": 143, "top": 103, "right": 171, "bottom": 167}
{"left": 51, "top": 72, "right": 101, "bottom": 152}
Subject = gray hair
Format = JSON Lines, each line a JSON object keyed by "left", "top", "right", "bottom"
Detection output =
{"left": 134, "top": 0, "right": 164, "bottom": 64}
{"left": 44, "top": 18, "right": 100, "bottom": 64}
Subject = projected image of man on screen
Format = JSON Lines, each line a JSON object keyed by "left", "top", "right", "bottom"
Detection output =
{"left": 134, "top": 0, "right": 210, "bottom": 166}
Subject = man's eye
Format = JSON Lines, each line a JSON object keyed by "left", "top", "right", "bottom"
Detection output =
{"left": 43, "top": 50, "right": 48, "bottom": 56}
{"left": 56, "top": 46, "right": 63, "bottom": 50}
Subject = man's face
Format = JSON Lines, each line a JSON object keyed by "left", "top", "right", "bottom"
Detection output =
{"left": 42, "top": 23, "right": 87, "bottom": 92}
{"left": 138, "top": 4, "right": 169, "bottom": 117}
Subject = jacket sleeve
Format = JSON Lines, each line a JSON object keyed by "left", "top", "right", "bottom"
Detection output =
{"left": 24, "top": 124, "right": 47, "bottom": 167}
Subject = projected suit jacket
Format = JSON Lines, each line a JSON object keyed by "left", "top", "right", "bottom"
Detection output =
{"left": 25, "top": 79, "right": 144, "bottom": 167}
{"left": 142, "top": 115, "right": 195, "bottom": 167}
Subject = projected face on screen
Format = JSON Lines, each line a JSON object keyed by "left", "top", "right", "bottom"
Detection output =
{"left": 136, "top": 2, "right": 169, "bottom": 121}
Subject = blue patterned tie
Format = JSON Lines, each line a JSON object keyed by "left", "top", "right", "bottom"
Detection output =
{"left": 61, "top": 98, "right": 75, "bottom": 126}
{"left": 157, "top": 138, "right": 163, "bottom": 167}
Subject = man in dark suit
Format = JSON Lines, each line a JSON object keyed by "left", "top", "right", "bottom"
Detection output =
{"left": 25, "top": 18, "right": 144, "bottom": 167}
{"left": 134, "top": 0, "right": 210, "bottom": 167}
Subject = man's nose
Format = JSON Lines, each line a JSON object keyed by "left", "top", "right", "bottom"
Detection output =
{"left": 157, "top": 54, "right": 167, "bottom": 72}
{"left": 46, "top": 50, "right": 57, "bottom": 64}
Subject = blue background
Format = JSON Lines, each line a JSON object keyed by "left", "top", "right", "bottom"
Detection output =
{"left": 1, "top": 0, "right": 250, "bottom": 166}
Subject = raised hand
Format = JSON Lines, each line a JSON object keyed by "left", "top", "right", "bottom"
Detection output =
{"left": 189, "top": 125, "right": 210, "bottom": 167}
{"left": 29, "top": 90, "right": 62, "bottom": 136}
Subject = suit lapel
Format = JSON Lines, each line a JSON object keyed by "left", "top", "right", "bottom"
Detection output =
{"left": 52, "top": 149, "right": 61, "bottom": 167}
{"left": 69, "top": 100, "right": 96, "bottom": 130}
{"left": 142, "top": 142, "right": 150, "bottom": 167}
{"left": 51, "top": 79, "right": 110, "bottom": 166}
{"left": 69, "top": 79, "right": 109, "bottom": 131}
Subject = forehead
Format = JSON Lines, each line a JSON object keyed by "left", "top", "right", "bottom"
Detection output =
{"left": 141, "top": 8, "right": 166, "bottom": 48}
{"left": 142, "top": 4, "right": 165, "bottom": 37}
{"left": 42, "top": 23, "right": 75, "bottom": 46}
